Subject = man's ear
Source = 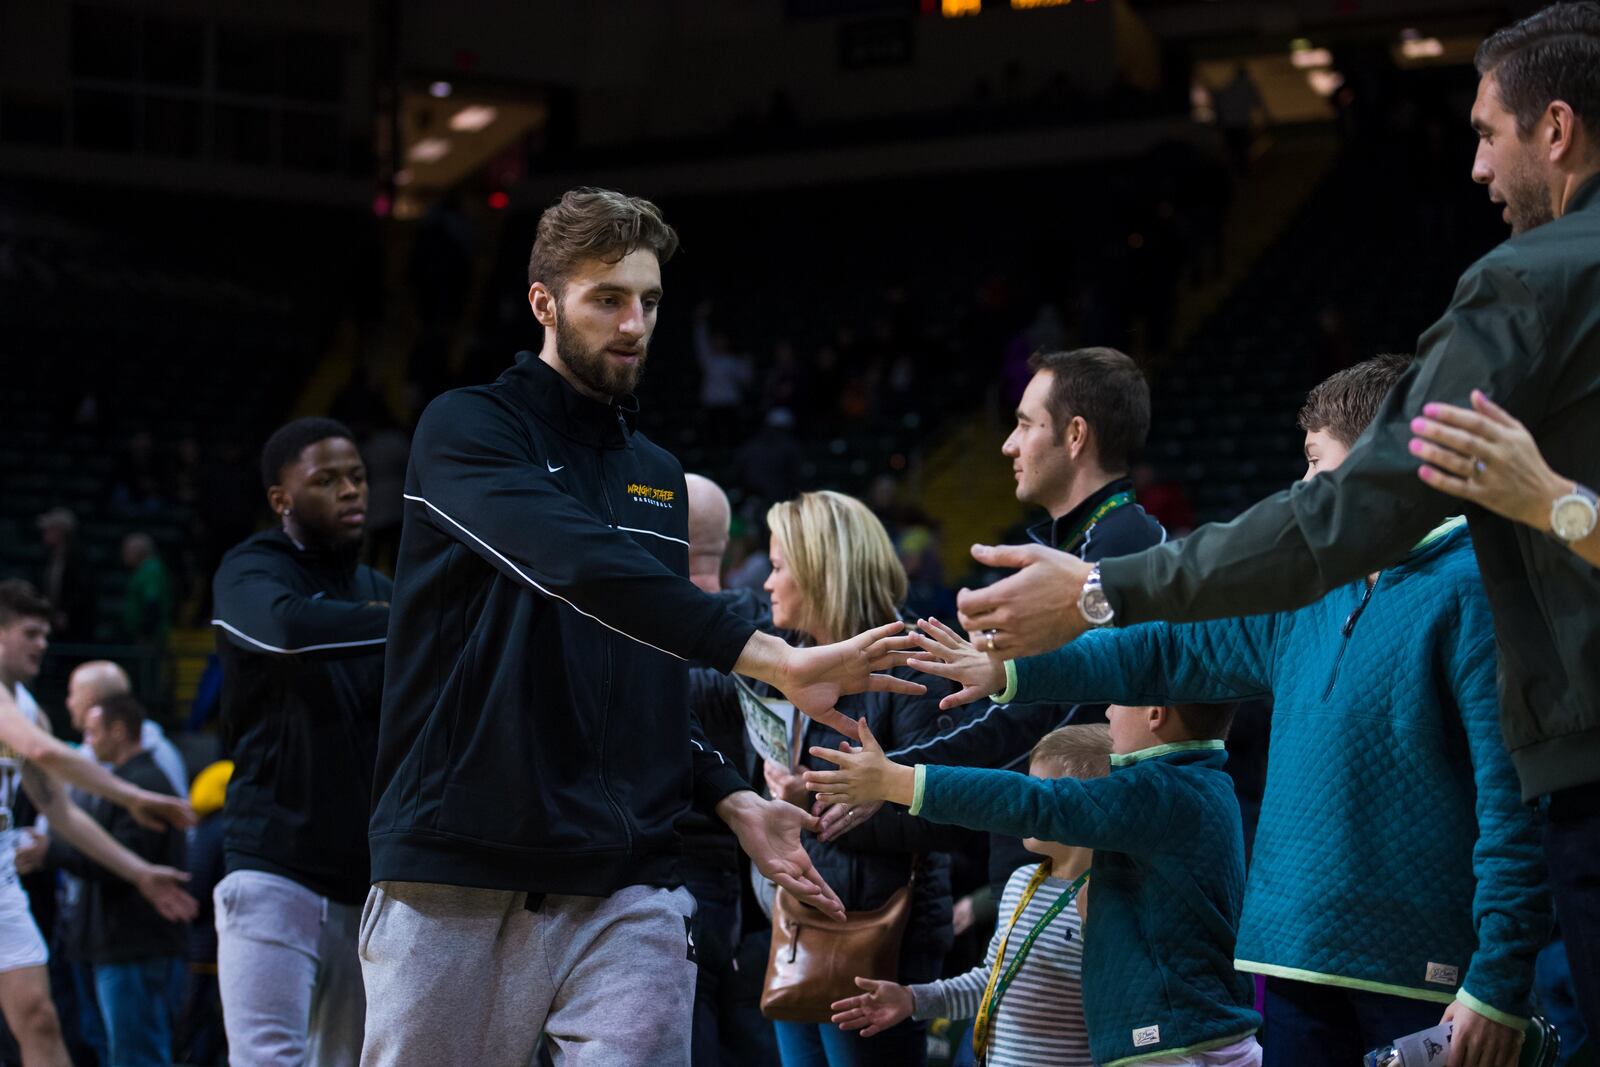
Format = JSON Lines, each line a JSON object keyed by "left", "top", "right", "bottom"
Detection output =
{"left": 266, "top": 485, "right": 290, "bottom": 517}
{"left": 529, "top": 283, "right": 558, "bottom": 328}
{"left": 1067, "top": 416, "right": 1091, "bottom": 461}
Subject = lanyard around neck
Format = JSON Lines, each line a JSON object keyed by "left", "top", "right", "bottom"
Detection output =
{"left": 1059, "top": 490, "right": 1134, "bottom": 553}
{"left": 973, "top": 861, "right": 1089, "bottom": 1063}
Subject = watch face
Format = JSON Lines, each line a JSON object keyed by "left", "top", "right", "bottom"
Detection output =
{"left": 1554, "top": 496, "right": 1597, "bottom": 541}
{"left": 1081, "top": 586, "right": 1114, "bottom": 625}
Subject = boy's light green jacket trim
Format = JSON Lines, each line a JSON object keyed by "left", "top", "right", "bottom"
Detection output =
{"left": 1110, "top": 739, "right": 1225, "bottom": 767}
{"left": 1102, "top": 1029, "right": 1260, "bottom": 1067}
{"left": 994, "top": 660, "right": 1019, "bottom": 705}
{"left": 911, "top": 764, "right": 927, "bottom": 816}
{"left": 1416, "top": 515, "right": 1467, "bottom": 550}
{"left": 1235, "top": 960, "right": 1455, "bottom": 1005}
{"left": 1235, "top": 961, "right": 1525, "bottom": 1027}
{"left": 1456, "top": 988, "right": 1528, "bottom": 1030}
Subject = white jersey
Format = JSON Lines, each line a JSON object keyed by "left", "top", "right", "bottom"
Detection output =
{"left": 0, "top": 685, "right": 44, "bottom": 885}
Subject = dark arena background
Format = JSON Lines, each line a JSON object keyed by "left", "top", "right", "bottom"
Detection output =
{"left": 0, "top": 1, "right": 1593, "bottom": 1066}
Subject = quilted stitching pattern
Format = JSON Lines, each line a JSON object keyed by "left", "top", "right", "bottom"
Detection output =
{"left": 921, "top": 749, "right": 1260, "bottom": 1065}
{"left": 1014, "top": 524, "right": 1548, "bottom": 1017}
{"left": 1235, "top": 530, "right": 1546, "bottom": 1014}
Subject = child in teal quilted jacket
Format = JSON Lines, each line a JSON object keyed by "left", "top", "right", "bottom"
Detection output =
{"left": 807, "top": 704, "right": 1263, "bottom": 1067}
{"left": 881, "top": 356, "right": 1551, "bottom": 1067}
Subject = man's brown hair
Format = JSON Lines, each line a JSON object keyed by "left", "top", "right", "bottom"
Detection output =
{"left": 1297, "top": 353, "right": 1413, "bottom": 448}
{"left": 1476, "top": 2, "right": 1600, "bottom": 140}
{"left": 527, "top": 187, "right": 680, "bottom": 296}
{"left": 0, "top": 579, "right": 51, "bottom": 628}
{"left": 1169, "top": 702, "right": 1237, "bottom": 742}
{"left": 96, "top": 693, "right": 146, "bottom": 741}
{"left": 1030, "top": 723, "right": 1113, "bottom": 780}
{"left": 1026, "top": 348, "right": 1151, "bottom": 471}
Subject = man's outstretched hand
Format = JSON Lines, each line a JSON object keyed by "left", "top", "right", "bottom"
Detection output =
{"left": 956, "top": 543, "right": 1094, "bottom": 659}
{"left": 136, "top": 864, "right": 199, "bottom": 924}
{"left": 717, "top": 791, "right": 846, "bottom": 921}
{"left": 735, "top": 624, "right": 924, "bottom": 740}
{"left": 128, "top": 789, "right": 197, "bottom": 833}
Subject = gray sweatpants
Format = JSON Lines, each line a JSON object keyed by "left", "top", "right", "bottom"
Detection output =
{"left": 358, "top": 880, "right": 698, "bottom": 1067}
{"left": 215, "top": 869, "right": 366, "bottom": 1067}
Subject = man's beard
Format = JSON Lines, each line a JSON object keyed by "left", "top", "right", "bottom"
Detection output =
{"left": 1502, "top": 157, "right": 1555, "bottom": 235}
{"left": 297, "top": 522, "right": 365, "bottom": 564}
{"left": 556, "top": 316, "right": 647, "bottom": 398}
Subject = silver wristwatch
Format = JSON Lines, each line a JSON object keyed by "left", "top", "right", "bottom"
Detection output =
{"left": 1551, "top": 484, "right": 1598, "bottom": 543}
{"left": 1077, "top": 563, "right": 1115, "bottom": 628}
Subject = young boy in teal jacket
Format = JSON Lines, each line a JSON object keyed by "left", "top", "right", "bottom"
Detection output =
{"left": 808, "top": 703, "right": 1263, "bottom": 1067}
{"left": 871, "top": 356, "right": 1551, "bottom": 1066}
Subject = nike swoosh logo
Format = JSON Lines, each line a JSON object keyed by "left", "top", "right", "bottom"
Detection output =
{"left": 547, "top": 460, "right": 564, "bottom": 473}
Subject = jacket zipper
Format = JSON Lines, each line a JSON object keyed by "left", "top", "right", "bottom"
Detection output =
{"left": 595, "top": 420, "right": 633, "bottom": 854}
{"left": 1322, "top": 578, "right": 1376, "bottom": 699}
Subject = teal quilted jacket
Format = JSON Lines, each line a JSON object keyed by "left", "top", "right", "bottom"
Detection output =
{"left": 912, "top": 743, "right": 1260, "bottom": 1066}
{"left": 1007, "top": 519, "right": 1550, "bottom": 1024}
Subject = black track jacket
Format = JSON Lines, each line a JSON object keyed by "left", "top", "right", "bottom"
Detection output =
{"left": 211, "top": 529, "right": 391, "bottom": 905}
{"left": 369, "top": 353, "right": 756, "bottom": 896}
{"left": 49, "top": 751, "right": 187, "bottom": 965}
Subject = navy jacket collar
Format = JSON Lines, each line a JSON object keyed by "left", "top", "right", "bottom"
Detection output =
{"left": 1028, "top": 477, "right": 1136, "bottom": 550}
{"left": 505, "top": 351, "right": 639, "bottom": 448}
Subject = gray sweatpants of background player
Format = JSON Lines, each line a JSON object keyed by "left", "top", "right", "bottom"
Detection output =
{"left": 215, "top": 869, "right": 366, "bottom": 1067}
{"left": 358, "top": 880, "right": 699, "bottom": 1067}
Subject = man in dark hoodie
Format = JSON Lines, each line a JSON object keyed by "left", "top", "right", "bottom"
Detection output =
{"left": 360, "top": 188, "right": 919, "bottom": 1067}
{"left": 210, "top": 416, "right": 390, "bottom": 1067}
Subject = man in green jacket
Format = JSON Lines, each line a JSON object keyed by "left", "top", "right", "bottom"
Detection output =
{"left": 120, "top": 533, "right": 172, "bottom": 647}
{"left": 954, "top": 1, "right": 1600, "bottom": 1035}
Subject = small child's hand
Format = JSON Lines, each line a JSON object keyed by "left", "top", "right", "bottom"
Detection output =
{"left": 831, "top": 976, "right": 915, "bottom": 1036}
{"left": 804, "top": 719, "right": 915, "bottom": 808}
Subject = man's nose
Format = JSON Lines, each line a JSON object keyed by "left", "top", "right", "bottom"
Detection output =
{"left": 618, "top": 300, "right": 646, "bottom": 337}
{"left": 1471, "top": 149, "right": 1492, "bottom": 185}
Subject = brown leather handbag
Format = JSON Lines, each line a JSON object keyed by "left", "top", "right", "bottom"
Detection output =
{"left": 759, "top": 877, "right": 914, "bottom": 1023}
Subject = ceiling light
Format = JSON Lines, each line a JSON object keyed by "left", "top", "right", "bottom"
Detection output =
{"left": 1291, "top": 47, "right": 1333, "bottom": 69}
{"left": 450, "top": 105, "right": 498, "bottom": 132}
{"left": 1306, "top": 69, "right": 1345, "bottom": 97}
{"left": 408, "top": 137, "right": 451, "bottom": 163}
{"left": 429, "top": 81, "right": 453, "bottom": 98}
{"left": 1400, "top": 37, "right": 1444, "bottom": 59}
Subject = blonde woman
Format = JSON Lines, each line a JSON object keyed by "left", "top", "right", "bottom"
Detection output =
{"left": 757, "top": 491, "right": 960, "bottom": 1067}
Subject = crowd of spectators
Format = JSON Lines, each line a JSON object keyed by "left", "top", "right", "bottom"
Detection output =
{"left": 2, "top": 38, "right": 1576, "bottom": 1062}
